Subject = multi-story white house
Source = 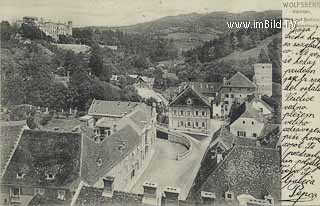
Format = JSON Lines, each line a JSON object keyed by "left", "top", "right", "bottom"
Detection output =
{"left": 168, "top": 86, "right": 211, "bottom": 134}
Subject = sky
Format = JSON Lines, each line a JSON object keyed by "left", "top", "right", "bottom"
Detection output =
{"left": 0, "top": 0, "right": 281, "bottom": 27}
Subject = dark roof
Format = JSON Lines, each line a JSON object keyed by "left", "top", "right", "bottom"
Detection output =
{"left": 169, "top": 85, "right": 211, "bottom": 108}
{"left": 188, "top": 146, "right": 281, "bottom": 204}
{"left": 0, "top": 124, "right": 25, "bottom": 175}
{"left": 1, "top": 130, "right": 82, "bottom": 188}
{"left": 88, "top": 100, "right": 142, "bottom": 117}
{"left": 181, "top": 82, "right": 222, "bottom": 96}
{"left": 28, "top": 194, "right": 69, "bottom": 206}
{"left": 81, "top": 125, "right": 141, "bottom": 185}
{"left": 75, "top": 186, "right": 145, "bottom": 206}
{"left": 222, "top": 72, "right": 256, "bottom": 88}
{"left": 229, "top": 102, "right": 264, "bottom": 125}
{"left": 259, "top": 124, "right": 280, "bottom": 148}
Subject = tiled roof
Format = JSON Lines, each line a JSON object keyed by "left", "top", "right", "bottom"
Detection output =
{"left": 75, "top": 186, "right": 145, "bottom": 206}
{"left": 81, "top": 125, "right": 141, "bottom": 185}
{"left": 248, "top": 95, "right": 274, "bottom": 113}
{"left": 169, "top": 85, "right": 211, "bottom": 108}
{"left": 229, "top": 102, "right": 264, "bottom": 125}
{"left": 1, "top": 130, "right": 82, "bottom": 188}
{"left": 27, "top": 194, "right": 69, "bottom": 206}
{"left": 0, "top": 124, "right": 25, "bottom": 175}
{"left": 181, "top": 82, "right": 222, "bottom": 96}
{"left": 188, "top": 146, "right": 281, "bottom": 204}
{"left": 88, "top": 100, "right": 142, "bottom": 117}
{"left": 223, "top": 72, "right": 256, "bottom": 88}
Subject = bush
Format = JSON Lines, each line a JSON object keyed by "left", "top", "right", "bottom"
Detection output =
{"left": 40, "top": 114, "right": 53, "bottom": 126}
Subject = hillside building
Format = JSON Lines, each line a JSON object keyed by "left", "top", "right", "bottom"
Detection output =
{"left": 19, "top": 16, "right": 72, "bottom": 40}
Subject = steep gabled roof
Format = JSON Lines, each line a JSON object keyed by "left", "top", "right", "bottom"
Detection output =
{"left": 88, "top": 100, "right": 142, "bottom": 117}
{"left": 1, "top": 130, "right": 82, "bottom": 189}
{"left": 188, "top": 146, "right": 281, "bottom": 204}
{"left": 169, "top": 85, "right": 211, "bottom": 108}
{"left": 81, "top": 125, "right": 141, "bottom": 185}
{"left": 230, "top": 102, "right": 264, "bottom": 125}
{"left": 223, "top": 72, "right": 256, "bottom": 88}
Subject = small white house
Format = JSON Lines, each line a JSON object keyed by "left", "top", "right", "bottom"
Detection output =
{"left": 230, "top": 102, "right": 265, "bottom": 138}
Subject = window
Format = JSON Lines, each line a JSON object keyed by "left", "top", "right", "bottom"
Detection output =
{"left": 34, "top": 188, "right": 45, "bottom": 195}
{"left": 231, "top": 94, "right": 234, "bottom": 98}
{"left": 225, "top": 191, "right": 234, "bottom": 200}
{"left": 187, "top": 111, "right": 191, "bottom": 116}
{"left": 187, "top": 122, "right": 191, "bottom": 127}
{"left": 253, "top": 133, "right": 257, "bottom": 137}
{"left": 242, "top": 121, "right": 245, "bottom": 124}
{"left": 237, "top": 131, "right": 246, "bottom": 137}
{"left": 57, "top": 190, "right": 66, "bottom": 200}
{"left": 174, "top": 110, "right": 177, "bottom": 115}
{"left": 260, "top": 108, "right": 263, "bottom": 112}
{"left": 186, "top": 98, "right": 192, "bottom": 105}
{"left": 252, "top": 121, "right": 254, "bottom": 125}
{"left": 16, "top": 172, "right": 25, "bottom": 179}
{"left": 96, "top": 158, "right": 103, "bottom": 167}
{"left": 180, "top": 121, "right": 184, "bottom": 127}
{"left": 131, "top": 169, "right": 135, "bottom": 179}
{"left": 46, "top": 173, "right": 55, "bottom": 180}
{"left": 195, "top": 111, "right": 199, "bottom": 116}
{"left": 202, "top": 111, "right": 206, "bottom": 116}
{"left": 202, "top": 122, "right": 205, "bottom": 128}
{"left": 195, "top": 122, "right": 199, "bottom": 127}
{"left": 10, "top": 187, "right": 20, "bottom": 203}
{"left": 225, "top": 94, "right": 229, "bottom": 98}
{"left": 180, "top": 110, "right": 183, "bottom": 115}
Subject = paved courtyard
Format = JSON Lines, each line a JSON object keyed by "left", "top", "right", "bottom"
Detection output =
{"left": 131, "top": 119, "right": 222, "bottom": 200}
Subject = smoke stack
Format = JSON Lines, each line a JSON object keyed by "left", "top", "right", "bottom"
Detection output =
{"left": 163, "top": 186, "right": 180, "bottom": 206}
{"left": 142, "top": 182, "right": 159, "bottom": 206}
{"left": 201, "top": 191, "right": 216, "bottom": 205}
{"left": 102, "top": 176, "right": 115, "bottom": 197}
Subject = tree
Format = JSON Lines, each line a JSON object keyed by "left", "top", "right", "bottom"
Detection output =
{"left": 89, "top": 46, "right": 104, "bottom": 77}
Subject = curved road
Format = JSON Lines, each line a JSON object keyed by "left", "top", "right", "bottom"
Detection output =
{"left": 130, "top": 119, "right": 222, "bottom": 200}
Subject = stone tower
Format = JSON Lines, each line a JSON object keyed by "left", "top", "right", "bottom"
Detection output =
{"left": 254, "top": 63, "right": 272, "bottom": 97}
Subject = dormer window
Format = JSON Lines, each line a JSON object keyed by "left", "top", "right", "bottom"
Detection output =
{"left": 97, "top": 158, "right": 103, "bottom": 167}
{"left": 225, "top": 191, "right": 234, "bottom": 200}
{"left": 186, "top": 98, "right": 192, "bottom": 105}
{"left": 46, "top": 173, "right": 55, "bottom": 180}
{"left": 16, "top": 173, "right": 25, "bottom": 179}
{"left": 57, "top": 190, "right": 66, "bottom": 200}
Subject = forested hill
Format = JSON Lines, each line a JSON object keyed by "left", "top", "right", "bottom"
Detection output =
{"left": 88, "top": 10, "right": 281, "bottom": 50}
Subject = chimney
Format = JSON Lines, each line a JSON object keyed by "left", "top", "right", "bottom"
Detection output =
{"left": 152, "top": 102, "right": 157, "bottom": 117}
{"left": 163, "top": 186, "right": 180, "bottom": 206}
{"left": 201, "top": 191, "right": 216, "bottom": 205}
{"left": 142, "top": 182, "right": 159, "bottom": 206}
{"left": 113, "top": 124, "right": 117, "bottom": 133}
{"left": 217, "top": 153, "right": 223, "bottom": 164}
{"left": 223, "top": 77, "right": 226, "bottom": 85}
{"left": 102, "top": 176, "right": 115, "bottom": 198}
{"left": 264, "top": 195, "right": 275, "bottom": 206}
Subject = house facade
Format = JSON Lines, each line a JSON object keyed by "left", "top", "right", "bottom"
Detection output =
{"left": 229, "top": 103, "right": 265, "bottom": 139}
{"left": 254, "top": 63, "right": 273, "bottom": 97}
{"left": 168, "top": 86, "right": 211, "bottom": 134}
